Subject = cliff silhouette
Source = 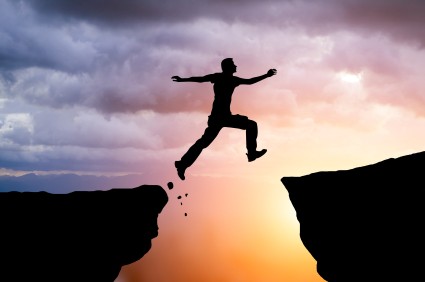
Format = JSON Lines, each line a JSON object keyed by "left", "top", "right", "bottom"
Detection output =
{"left": 0, "top": 184, "right": 168, "bottom": 282}
{"left": 281, "top": 151, "right": 425, "bottom": 281}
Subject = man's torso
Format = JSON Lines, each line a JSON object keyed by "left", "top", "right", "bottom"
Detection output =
{"left": 209, "top": 73, "right": 241, "bottom": 117}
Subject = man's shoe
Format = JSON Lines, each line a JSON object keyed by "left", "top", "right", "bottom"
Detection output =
{"left": 175, "top": 161, "right": 186, "bottom": 180}
{"left": 246, "top": 149, "right": 267, "bottom": 162}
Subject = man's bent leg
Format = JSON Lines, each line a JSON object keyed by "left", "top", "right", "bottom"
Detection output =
{"left": 224, "top": 115, "right": 266, "bottom": 162}
{"left": 176, "top": 125, "right": 221, "bottom": 180}
{"left": 245, "top": 119, "right": 258, "bottom": 152}
{"left": 244, "top": 119, "right": 266, "bottom": 161}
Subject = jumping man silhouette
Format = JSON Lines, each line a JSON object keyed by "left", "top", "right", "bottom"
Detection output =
{"left": 172, "top": 58, "right": 277, "bottom": 180}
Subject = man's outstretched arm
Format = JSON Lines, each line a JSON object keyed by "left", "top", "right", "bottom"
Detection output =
{"left": 239, "top": 69, "right": 277, "bottom": 85}
{"left": 171, "top": 74, "right": 213, "bottom": 83}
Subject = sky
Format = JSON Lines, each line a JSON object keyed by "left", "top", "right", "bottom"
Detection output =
{"left": 1, "top": 0, "right": 425, "bottom": 281}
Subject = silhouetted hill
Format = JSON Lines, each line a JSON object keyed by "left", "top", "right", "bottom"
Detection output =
{"left": 281, "top": 151, "right": 425, "bottom": 282}
{"left": 0, "top": 185, "right": 168, "bottom": 282}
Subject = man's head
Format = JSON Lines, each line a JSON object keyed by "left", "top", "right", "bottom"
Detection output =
{"left": 221, "top": 58, "right": 237, "bottom": 74}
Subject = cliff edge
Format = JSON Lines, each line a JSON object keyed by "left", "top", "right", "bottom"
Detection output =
{"left": 0, "top": 184, "right": 168, "bottom": 282}
{"left": 281, "top": 151, "right": 425, "bottom": 282}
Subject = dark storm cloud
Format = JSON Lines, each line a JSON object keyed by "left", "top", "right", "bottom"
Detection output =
{"left": 20, "top": 0, "right": 425, "bottom": 46}
{"left": 25, "top": 0, "right": 293, "bottom": 25}
{"left": 24, "top": 0, "right": 225, "bottom": 25}
{"left": 0, "top": 1, "right": 98, "bottom": 73}
{"left": 301, "top": 0, "right": 425, "bottom": 46}
{"left": 1, "top": 0, "right": 422, "bottom": 83}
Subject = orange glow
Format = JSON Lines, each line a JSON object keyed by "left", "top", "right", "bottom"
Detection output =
{"left": 117, "top": 103, "right": 425, "bottom": 281}
{"left": 118, "top": 157, "right": 327, "bottom": 282}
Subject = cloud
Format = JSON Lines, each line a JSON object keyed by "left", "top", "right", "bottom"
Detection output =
{"left": 0, "top": 95, "right": 210, "bottom": 172}
{"left": 333, "top": 0, "right": 425, "bottom": 46}
{"left": 2, "top": 0, "right": 425, "bottom": 115}
{"left": 23, "top": 0, "right": 278, "bottom": 26}
{"left": 0, "top": 2, "right": 99, "bottom": 73}
{"left": 1, "top": 0, "right": 425, "bottom": 175}
{"left": 0, "top": 113, "right": 34, "bottom": 145}
{"left": 20, "top": 0, "right": 425, "bottom": 48}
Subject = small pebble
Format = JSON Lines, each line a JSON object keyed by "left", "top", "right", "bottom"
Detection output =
{"left": 185, "top": 193, "right": 188, "bottom": 197}
{"left": 184, "top": 213, "right": 187, "bottom": 217}
{"left": 167, "top": 182, "right": 174, "bottom": 190}
{"left": 177, "top": 195, "right": 182, "bottom": 199}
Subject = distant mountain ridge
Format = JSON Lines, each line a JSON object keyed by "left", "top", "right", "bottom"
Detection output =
{"left": 0, "top": 173, "right": 146, "bottom": 193}
{"left": 281, "top": 151, "right": 425, "bottom": 281}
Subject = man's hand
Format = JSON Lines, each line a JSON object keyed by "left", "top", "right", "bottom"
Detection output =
{"left": 267, "top": 69, "right": 277, "bottom": 77}
{"left": 171, "top": 76, "right": 183, "bottom": 82}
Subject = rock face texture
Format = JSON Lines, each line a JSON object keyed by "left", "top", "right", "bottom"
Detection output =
{"left": 0, "top": 185, "right": 168, "bottom": 282}
{"left": 281, "top": 151, "right": 425, "bottom": 282}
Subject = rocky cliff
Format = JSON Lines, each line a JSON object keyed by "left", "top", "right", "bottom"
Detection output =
{"left": 281, "top": 151, "right": 425, "bottom": 282}
{"left": 0, "top": 184, "right": 168, "bottom": 282}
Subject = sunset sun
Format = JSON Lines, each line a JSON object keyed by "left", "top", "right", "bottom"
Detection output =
{"left": 338, "top": 71, "right": 363, "bottom": 83}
